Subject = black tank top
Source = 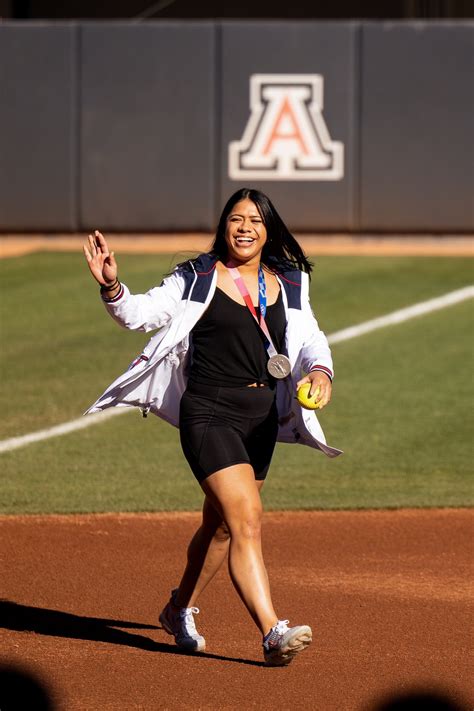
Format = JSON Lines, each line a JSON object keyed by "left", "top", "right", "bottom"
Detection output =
{"left": 189, "top": 287, "right": 286, "bottom": 387}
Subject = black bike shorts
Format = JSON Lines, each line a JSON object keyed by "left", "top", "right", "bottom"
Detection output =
{"left": 179, "top": 381, "right": 279, "bottom": 483}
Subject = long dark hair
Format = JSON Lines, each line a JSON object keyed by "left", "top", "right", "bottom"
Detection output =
{"left": 211, "top": 188, "right": 313, "bottom": 274}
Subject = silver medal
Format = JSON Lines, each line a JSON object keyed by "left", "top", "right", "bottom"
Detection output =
{"left": 267, "top": 354, "right": 291, "bottom": 379}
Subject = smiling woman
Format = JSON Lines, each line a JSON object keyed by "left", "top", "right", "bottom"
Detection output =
{"left": 226, "top": 199, "right": 268, "bottom": 259}
{"left": 82, "top": 187, "right": 340, "bottom": 666}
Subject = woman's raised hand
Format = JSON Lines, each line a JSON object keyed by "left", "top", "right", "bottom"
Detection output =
{"left": 83, "top": 230, "right": 118, "bottom": 286}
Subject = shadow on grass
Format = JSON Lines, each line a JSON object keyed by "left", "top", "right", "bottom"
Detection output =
{"left": 0, "top": 599, "right": 264, "bottom": 667}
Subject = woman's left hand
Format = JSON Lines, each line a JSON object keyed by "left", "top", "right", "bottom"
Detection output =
{"left": 296, "top": 371, "right": 332, "bottom": 410}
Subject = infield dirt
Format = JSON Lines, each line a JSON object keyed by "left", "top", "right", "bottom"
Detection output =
{"left": 1, "top": 509, "right": 472, "bottom": 710}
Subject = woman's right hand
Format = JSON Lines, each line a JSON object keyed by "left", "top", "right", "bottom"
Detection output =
{"left": 83, "top": 230, "right": 118, "bottom": 286}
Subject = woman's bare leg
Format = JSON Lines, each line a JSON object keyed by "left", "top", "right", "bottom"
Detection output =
{"left": 174, "top": 480, "right": 265, "bottom": 608}
{"left": 174, "top": 496, "right": 230, "bottom": 608}
{"left": 200, "top": 464, "right": 278, "bottom": 636}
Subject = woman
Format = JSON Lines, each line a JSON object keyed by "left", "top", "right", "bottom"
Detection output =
{"left": 83, "top": 188, "right": 341, "bottom": 666}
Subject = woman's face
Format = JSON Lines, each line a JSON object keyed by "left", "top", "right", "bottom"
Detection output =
{"left": 224, "top": 198, "right": 268, "bottom": 264}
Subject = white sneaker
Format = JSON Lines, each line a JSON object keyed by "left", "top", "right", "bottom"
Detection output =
{"left": 263, "top": 619, "right": 312, "bottom": 666}
{"left": 159, "top": 588, "right": 206, "bottom": 652}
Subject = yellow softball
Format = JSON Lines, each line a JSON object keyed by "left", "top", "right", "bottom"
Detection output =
{"left": 296, "top": 383, "right": 322, "bottom": 410}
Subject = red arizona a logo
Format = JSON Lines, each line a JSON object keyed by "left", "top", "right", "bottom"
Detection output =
{"left": 229, "top": 74, "right": 344, "bottom": 181}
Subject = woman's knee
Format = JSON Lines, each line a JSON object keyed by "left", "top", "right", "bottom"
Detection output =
{"left": 201, "top": 466, "right": 264, "bottom": 541}
{"left": 199, "top": 499, "right": 229, "bottom": 543}
{"left": 228, "top": 502, "right": 263, "bottom": 541}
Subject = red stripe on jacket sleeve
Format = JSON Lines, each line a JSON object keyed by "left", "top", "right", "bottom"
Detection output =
{"left": 309, "top": 364, "right": 333, "bottom": 381}
{"left": 101, "top": 283, "right": 124, "bottom": 303}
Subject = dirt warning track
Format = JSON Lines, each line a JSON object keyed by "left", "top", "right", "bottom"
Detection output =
{"left": 0, "top": 509, "right": 472, "bottom": 710}
{"left": 1, "top": 233, "right": 473, "bottom": 258}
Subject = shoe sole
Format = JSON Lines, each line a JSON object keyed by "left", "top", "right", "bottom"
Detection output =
{"left": 264, "top": 626, "right": 312, "bottom": 667}
{"left": 159, "top": 611, "right": 206, "bottom": 653}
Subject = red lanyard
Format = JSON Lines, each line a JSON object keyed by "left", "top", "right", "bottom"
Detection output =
{"left": 227, "top": 266, "right": 278, "bottom": 358}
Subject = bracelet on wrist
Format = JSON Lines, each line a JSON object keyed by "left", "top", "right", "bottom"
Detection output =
{"left": 100, "top": 279, "right": 120, "bottom": 292}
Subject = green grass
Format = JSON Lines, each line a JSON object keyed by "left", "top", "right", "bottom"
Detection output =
{"left": 267, "top": 299, "right": 474, "bottom": 510}
{"left": 0, "top": 252, "right": 473, "bottom": 513}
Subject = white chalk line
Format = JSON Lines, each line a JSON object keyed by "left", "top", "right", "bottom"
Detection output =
{"left": 0, "top": 409, "right": 125, "bottom": 454}
{"left": 1, "top": 285, "right": 472, "bottom": 454}
{"left": 327, "top": 285, "right": 474, "bottom": 344}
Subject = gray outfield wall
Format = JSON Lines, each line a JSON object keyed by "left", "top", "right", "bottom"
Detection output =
{"left": 0, "top": 21, "right": 472, "bottom": 232}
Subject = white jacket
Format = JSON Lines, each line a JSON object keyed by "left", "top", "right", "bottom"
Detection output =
{"left": 86, "top": 253, "right": 342, "bottom": 458}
